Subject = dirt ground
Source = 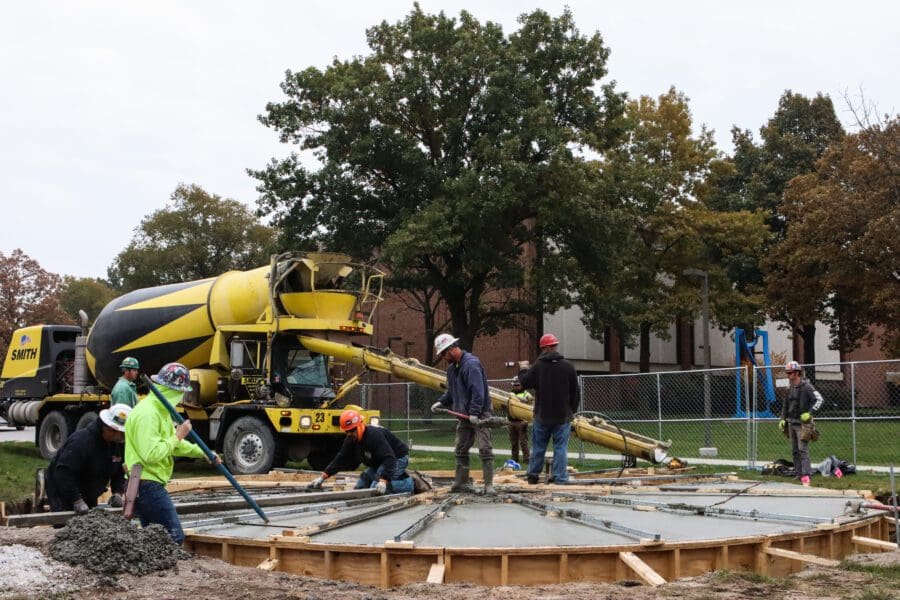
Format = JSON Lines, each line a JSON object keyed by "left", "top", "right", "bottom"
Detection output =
{"left": 1, "top": 525, "right": 898, "bottom": 600}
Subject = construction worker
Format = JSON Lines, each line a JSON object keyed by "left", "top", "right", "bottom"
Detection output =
{"left": 508, "top": 376, "right": 532, "bottom": 465}
{"left": 44, "top": 404, "right": 132, "bottom": 516}
{"left": 110, "top": 356, "right": 140, "bottom": 407}
{"left": 520, "top": 333, "right": 580, "bottom": 485}
{"left": 430, "top": 333, "right": 494, "bottom": 494}
{"left": 308, "top": 408, "right": 413, "bottom": 494}
{"left": 779, "top": 361, "right": 824, "bottom": 487}
{"left": 125, "top": 362, "right": 218, "bottom": 545}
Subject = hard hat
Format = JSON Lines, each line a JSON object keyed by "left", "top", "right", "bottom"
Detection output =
{"left": 434, "top": 333, "right": 459, "bottom": 356}
{"left": 539, "top": 333, "right": 559, "bottom": 348}
{"left": 151, "top": 362, "right": 193, "bottom": 392}
{"left": 99, "top": 404, "right": 132, "bottom": 432}
{"left": 339, "top": 408, "right": 365, "bottom": 440}
{"left": 784, "top": 360, "right": 802, "bottom": 374}
{"left": 511, "top": 376, "right": 521, "bottom": 386}
{"left": 119, "top": 356, "right": 140, "bottom": 370}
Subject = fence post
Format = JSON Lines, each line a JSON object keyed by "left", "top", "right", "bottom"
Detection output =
{"left": 577, "top": 375, "right": 585, "bottom": 465}
{"left": 656, "top": 373, "right": 663, "bottom": 442}
{"left": 406, "top": 383, "right": 412, "bottom": 446}
{"left": 850, "top": 362, "right": 857, "bottom": 465}
{"left": 748, "top": 366, "right": 756, "bottom": 469}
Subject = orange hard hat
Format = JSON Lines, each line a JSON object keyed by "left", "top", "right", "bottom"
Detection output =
{"left": 340, "top": 408, "right": 365, "bottom": 440}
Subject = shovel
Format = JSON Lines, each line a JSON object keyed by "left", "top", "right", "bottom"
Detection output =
{"left": 141, "top": 375, "right": 269, "bottom": 523}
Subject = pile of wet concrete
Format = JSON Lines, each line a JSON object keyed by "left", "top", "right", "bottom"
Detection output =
{"left": 50, "top": 511, "right": 190, "bottom": 576}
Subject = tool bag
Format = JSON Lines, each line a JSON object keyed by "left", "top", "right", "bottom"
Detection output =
{"left": 799, "top": 421, "right": 820, "bottom": 442}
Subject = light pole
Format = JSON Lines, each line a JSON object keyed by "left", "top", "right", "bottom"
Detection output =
{"left": 684, "top": 268, "right": 714, "bottom": 452}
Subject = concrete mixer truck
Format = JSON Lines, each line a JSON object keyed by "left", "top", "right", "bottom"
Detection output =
{"left": 0, "top": 252, "right": 385, "bottom": 474}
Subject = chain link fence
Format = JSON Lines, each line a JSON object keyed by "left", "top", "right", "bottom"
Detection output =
{"left": 352, "top": 359, "right": 900, "bottom": 469}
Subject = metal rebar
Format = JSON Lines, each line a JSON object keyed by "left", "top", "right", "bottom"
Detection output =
{"left": 392, "top": 497, "right": 454, "bottom": 542}
{"left": 503, "top": 494, "right": 660, "bottom": 541}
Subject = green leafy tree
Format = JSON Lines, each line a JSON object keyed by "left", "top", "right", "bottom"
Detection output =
{"left": 108, "top": 184, "right": 274, "bottom": 291}
{"left": 574, "top": 88, "right": 766, "bottom": 371}
{"left": 58, "top": 276, "right": 118, "bottom": 325}
{"left": 706, "top": 91, "right": 845, "bottom": 364}
{"left": 776, "top": 113, "right": 899, "bottom": 356}
{"left": 0, "top": 249, "right": 71, "bottom": 370}
{"left": 252, "top": 6, "right": 626, "bottom": 356}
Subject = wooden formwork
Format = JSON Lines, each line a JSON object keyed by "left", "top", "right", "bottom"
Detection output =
{"left": 184, "top": 512, "right": 896, "bottom": 588}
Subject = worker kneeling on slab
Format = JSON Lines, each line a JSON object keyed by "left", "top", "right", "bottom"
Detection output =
{"left": 125, "top": 363, "right": 217, "bottom": 545}
{"left": 309, "top": 409, "right": 414, "bottom": 495}
{"left": 44, "top": 404, "right": 132, "bottom": 518}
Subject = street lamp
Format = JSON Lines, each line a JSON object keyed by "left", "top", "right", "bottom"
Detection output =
{"left": 684, "top": 268, "right": 714, "bottom": 453}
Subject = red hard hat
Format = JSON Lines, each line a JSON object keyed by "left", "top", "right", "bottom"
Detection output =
{"left": 340, "top": 408, "right": 365, "bottom": 440}
{"left": 539, "top": 333, "right": 559, "bottom": 348}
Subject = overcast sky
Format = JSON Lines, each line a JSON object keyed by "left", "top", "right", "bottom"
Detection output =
{"left": 3, "top": 1, "right": 897, "bottom": 280}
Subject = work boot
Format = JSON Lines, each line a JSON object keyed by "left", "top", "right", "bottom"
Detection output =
{"left": 450, "top": 457, "right": 474, "bottom": 493}
{"left": 482, "top": 462, "right": 495, "bottom": 496}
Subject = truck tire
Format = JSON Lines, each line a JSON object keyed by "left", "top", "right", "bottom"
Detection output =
{"left": 222, "top": 416, "right": 277, "bottom": 475}
{"left": 38, "top": 411, "right": 75, "bottom": 459}
{"left": 75, "top": 411, "right": 97, "bottom": 431}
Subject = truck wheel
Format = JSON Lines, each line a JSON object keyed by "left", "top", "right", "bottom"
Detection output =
{"left": 75, "top": 411, "right": 97, "bottom": 431}
{"left": 38, "top": 411, "right": 75, "bottom": 459}
{"left": 222, "top": 416, "right": 277, "bottom": 475}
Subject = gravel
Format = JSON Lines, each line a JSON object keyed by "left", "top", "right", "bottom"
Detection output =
{"left": 0, "top": 543, "right": 80, "bottom": 597}
{"left": 49, "top": 510, "right": 190, "bottom": 577}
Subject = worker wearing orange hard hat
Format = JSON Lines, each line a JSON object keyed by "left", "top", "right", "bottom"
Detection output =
{"left": 308, "top": 408, "right": 413, "bottom": 494}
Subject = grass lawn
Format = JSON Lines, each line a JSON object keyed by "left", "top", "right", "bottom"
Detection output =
{"left": 382, "top": 417, "right": 900, "bottom": 466}
{"left": 5, "top": 439, "right": 892, "bottom": 498}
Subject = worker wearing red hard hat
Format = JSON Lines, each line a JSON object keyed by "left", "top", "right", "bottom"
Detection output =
{"left": 520, "top": 333, "right": 580, "bottom": 484}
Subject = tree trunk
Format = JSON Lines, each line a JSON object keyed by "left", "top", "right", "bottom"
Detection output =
{"left": 608, "top": 328, "right": 622, "bottom": 374}
{"left": 801, "top": 321, "right": 817, "bottom": 384}
{"left": 676, "top": 315, "right": 694, "bottom": 370}
{"left": 639, "top": 321, "right": 651, "bottom": 373}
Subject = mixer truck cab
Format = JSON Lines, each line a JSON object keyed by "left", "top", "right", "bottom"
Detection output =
{"left": 0, "top": 252, "right": 385, "bottom": 474}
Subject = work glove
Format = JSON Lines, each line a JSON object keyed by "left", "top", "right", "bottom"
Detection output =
{"left": 108, "top": 493, "right": 124, "bottom": 508}
{"left": 469, "top": 415, "right": 483, "bottom": 426}
{"left": 73, "top": 498, "right": 89, "bottom": 515}
{"left": 374, "top": 480, "right": 388, "bottom": 495}
{"left": 431, "top": 401, "right": 446, "bottom": 414}
{"left": 800, "top": 412, "right": 812, "bottom": 423}
{"left": 309, "top": 474, "right": 327, "bottom": 490}
{"left": 778, "top": 419, "right": 786, "bottom": 430}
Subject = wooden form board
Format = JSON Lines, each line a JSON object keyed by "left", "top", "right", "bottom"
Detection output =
{"left": 184, "top": 514, "right": 891, "bottom": 588}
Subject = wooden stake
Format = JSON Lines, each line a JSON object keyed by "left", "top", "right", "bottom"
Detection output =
{"left": 618, "top": 552, "right": 666, "bottom": 586}
{"left": 762, "top": 546, "right": 839, "bottom": 567}
{"left": 852, "top": 536, "right": 899, "bottom": 552}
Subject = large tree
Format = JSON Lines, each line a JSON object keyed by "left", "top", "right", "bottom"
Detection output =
{"left": 108, "top": 184, "right": 274, "bottom": 291}
{"left": 573, "top": 88, "right": 767, "bottom": 371}
{"left": 0, "top": 249, "right": 71, "bottom": 369}
{"left": 252, "top": 6, "right": 626, "bottom": 356}
{"left": 776, "top": 113, "right": 899, "bottom": 356}
{"left": 706, "top": 91, "right": 845, "bottom": 364}
{"left": 58, "top": 276, "right": 118, "bottom": 325}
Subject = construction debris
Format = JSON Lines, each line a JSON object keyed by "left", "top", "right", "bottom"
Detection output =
{"left": 49, "top": 511, "right": 190, "bottom": 577}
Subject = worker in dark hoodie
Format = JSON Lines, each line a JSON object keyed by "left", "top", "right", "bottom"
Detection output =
{"left": 519, "top": 333, "right": 580, "bottom": 484}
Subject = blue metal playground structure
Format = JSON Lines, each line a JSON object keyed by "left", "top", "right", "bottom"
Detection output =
{"left": 735, "top": 328, "right": 777, "bottom": 418}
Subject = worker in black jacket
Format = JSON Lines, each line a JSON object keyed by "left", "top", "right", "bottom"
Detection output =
{"left": 308, "top": 408, "right": 413, "bottom": 494}
{"left": 520, "top": 333, "right": 580, "bottom": 484}
{"left": 45, "top": 404, "right": 132, "bottom": 515}
{"left": 778, "top": 361, "right": 824, "bottom": 486}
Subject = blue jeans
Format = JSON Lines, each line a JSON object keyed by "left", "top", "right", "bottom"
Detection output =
{"left": 135, "top": 480, "right": 184, "bottom": 545}
{"left": 527, "top": 421, "right": 571, "bottom": 482}
{"left": 354, "top": 455, "right": 412, "bottom": 493}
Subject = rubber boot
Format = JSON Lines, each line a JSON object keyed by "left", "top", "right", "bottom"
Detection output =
{"left": 450, "top": 457, "right": 474, "bottom": 493}
{"left": 482, "top": 461, "right": 495, "bottom": 496}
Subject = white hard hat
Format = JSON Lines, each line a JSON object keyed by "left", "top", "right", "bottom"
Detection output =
{"left": 99, "top": 404, "right": 132, "bottom": 432}
{"left": 434, "top": 333, "right": 459, "bottom": 356}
